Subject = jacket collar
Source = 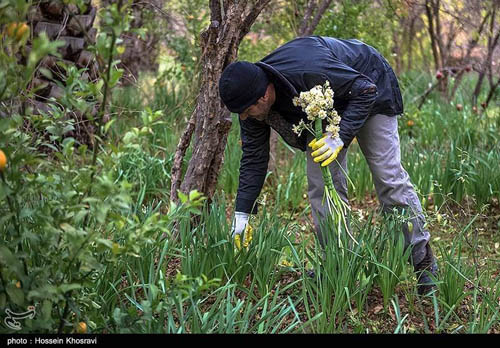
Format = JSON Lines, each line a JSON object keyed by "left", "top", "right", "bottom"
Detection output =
{"left": 255, "top": 62, "right": 298, "bottom": 98}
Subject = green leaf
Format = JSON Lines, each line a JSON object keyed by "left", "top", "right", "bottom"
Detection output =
{"left": 97, "top": 238, "right": 113, "bottom": 249}
{"left": 39, "top": 67, "right": 53, "bottom": 80}
{"left": 112, "top": 242, "right": 121, "bottom": 255}
{"left": 59, "top": 284, "right": 82, "bottom": 294}
{"left": 0, "top": 246, "right": 24, "bottom": 279}
{"left": 149, "top": 284, "right": 158, "bottom": 302}
{"left": 104, "top": 119, "right": 115, "bottom": 134}
{"left": 0, "top": 293, "right": 6, "bottom": 309}
{"left": 6, "top": 283, "right": 24, "bottom": 306}
{"left": 28, "top": 285, "right": 59, "bottom": 301}
{"left": 177, "top": 190, "right": 188, "bottom": 204}
{"left": 60, "top": 223, "right": 76, "bottom": 234}
{"left": 189, "top": 189, "right": 202, "bottom": 201}
{"left": 116, "top": 45, "right": 126, "bottom": 55}
{"left": 109, "top": 68, "right": 123, "bottom": 88}
{"left": 42, "top": 300, "right": 52, "bottom": 321}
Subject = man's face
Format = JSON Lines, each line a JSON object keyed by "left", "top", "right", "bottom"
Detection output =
{"left": 239, "top": 84, "right": 275, "bottom": 121}
{"left": 239, "top": 99, "right": 272, "bottom": 121}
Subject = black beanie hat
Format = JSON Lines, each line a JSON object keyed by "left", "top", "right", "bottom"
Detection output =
{"left": 219, "top": 61, "right": 269, "bottom": 113}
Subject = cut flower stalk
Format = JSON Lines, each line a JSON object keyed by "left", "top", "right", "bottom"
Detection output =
{"left": 293, "top": 81, "right": 357, "bottom": 247}
{"left": 314, "top": 118, "right": 356, "bottom": 247}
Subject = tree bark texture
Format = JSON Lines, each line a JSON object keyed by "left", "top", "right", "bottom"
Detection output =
{"left": 170, "top": 0, "right": 272, "bottom": 203}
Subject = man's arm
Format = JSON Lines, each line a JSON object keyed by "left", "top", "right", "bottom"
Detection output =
{"left": 299, "top": 58, "right": 378, "bottom": 147}
{"left": 236, "top": 117, "right": 271, "bottom": 214}
{"left": 337, "top": 76, "right": 377, "bottom": 147}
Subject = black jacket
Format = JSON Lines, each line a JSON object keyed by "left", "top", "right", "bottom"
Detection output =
{"left": 236, "top": 36, "right": 403, "bottom": 214}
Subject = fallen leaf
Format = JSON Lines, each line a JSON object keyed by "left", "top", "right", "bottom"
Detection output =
{"left": 388, "top": 306, "right": 395, "bottom": 321}
{"left": 373, "top": 304, "right": 383, "bottom": 314}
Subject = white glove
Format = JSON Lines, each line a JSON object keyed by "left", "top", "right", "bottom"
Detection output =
{"left": 231, "top": 212, "right": 253, "bottom": 250}
{"left": 231, "top": 211, "right": 249, "bottom": 237}
{"left": 309, "top": 133, "right": 344, "bottom": 167}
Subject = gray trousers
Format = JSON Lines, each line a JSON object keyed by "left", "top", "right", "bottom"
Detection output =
{"left": 306, "top": 113, "right": 430, "bottom": 266}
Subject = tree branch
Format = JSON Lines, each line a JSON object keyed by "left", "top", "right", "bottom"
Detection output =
{"left": 298, "top": 0, "right": 317, "bottom": 36}
{"left": 170, "top": 113, "right": 196, "bottom": 202}
{"left": 449, "top": 9, "right": 492, "bottom": 99}
{"left": 238, "top": 0, "right": 272, "bottom": 43}
{"left": 304, "top": 0, "right": 333, "bottom": 36}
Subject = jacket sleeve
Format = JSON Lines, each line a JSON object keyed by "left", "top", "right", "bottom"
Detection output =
{"left": 301, "top": 58, "right": 378, "bottom": 147}
{"left": 235, "top": 118, "right": 270, "bottom": 214}
{"left": 337, "top": 76, "right": 377, "bottom": 147}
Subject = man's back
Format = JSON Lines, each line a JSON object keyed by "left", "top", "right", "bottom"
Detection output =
{"left": 259, "top": 36, "right": 403, "bottom": 117}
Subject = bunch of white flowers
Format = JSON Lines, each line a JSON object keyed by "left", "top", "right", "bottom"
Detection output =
{"left": 292, "top": 81, "right": 341, "bottom": 138}
{"left": 291, "top": 81, "right": 355, "bottom": 247}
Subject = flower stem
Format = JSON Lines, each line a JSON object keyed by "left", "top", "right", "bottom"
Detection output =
{"left": 313, "top": 119, "right": 356, "bottom": 246}
{"left": 314, "top": 119, "right": 336, "bottom": 197}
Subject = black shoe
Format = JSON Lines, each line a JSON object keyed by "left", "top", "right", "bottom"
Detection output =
{"left": 306, "top": 268, "right": 327, "bottom": 281}
{"left": 415, "top": 244, "right": 439, "bottom": 296}
{"left": 306, "top": 269, "right": 317, "bottom": 279}
{"left": 417, "top": 261, "right": 438, "bottom": 296}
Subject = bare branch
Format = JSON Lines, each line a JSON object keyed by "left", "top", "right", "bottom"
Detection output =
{"left": 450, "top": 9, "right": 492, "bottom": 99}
{"left": 170, "top": 114, "right": 196, "bottom": 202}
{"left": 298, "top": 0, "right": 317, "bottom": 36}
{"left": 304, "top": 0, "right": 333, "bottom": 36}
{"left": 238, "top": 0, "right": 272, "bottom": 43}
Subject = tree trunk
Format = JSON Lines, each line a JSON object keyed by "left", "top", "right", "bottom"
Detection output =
{"left": 425, "top": 0, "right": 447, "bottom": 94}
{"left": 170, "top": 0, "right": 272, "bottom": 203}
{"left": 425, "top": 0, "right": 441, "bottom": 72}
{"left": 407, "top": 16, "right": 416, "bottom": 71}
{"left": 472, "top": 2, "right": 499, "bottom": 106}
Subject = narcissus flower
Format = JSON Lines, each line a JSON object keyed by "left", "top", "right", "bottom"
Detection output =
{"left": 291, "top": 82, "right": 356, "bottom": 246}
{"left": 292, "top": 81, "right": 341, "bottom": 140}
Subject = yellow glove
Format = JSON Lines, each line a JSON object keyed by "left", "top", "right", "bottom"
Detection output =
{"left": 234, "top": 224, "right": 253, "bottom": 251}
{"left": 309, "top": 133, "right": 344, "bottom": 167}
{"left": 232, "top": 212, "right": 253, "bottom": 250}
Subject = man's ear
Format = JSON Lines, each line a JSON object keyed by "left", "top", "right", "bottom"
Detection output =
{"left": 262, "top": 84, "right": 272, "bottom": 101}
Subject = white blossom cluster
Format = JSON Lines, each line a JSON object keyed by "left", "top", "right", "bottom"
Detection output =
{"left": 292, "top": 81, "right": 341, "bottom": 138}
